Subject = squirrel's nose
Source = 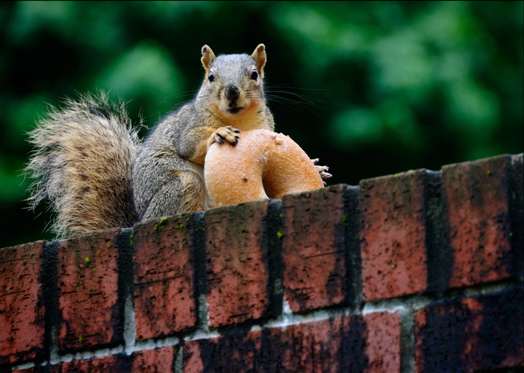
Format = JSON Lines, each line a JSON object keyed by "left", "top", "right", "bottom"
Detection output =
{"left": 225, "top": 85, "right": 240, "bottom": 103}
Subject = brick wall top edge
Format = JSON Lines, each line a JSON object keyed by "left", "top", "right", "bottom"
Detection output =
{"left": 1, "top": 152, "right": 522, "bottom": 250}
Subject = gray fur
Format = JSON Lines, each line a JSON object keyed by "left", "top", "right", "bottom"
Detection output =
{"left": 26, "top": 91, "right": 140, "bottom": 237}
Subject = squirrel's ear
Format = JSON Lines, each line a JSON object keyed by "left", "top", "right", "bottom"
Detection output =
{"left": 201, "top": 45, "right": 216, "bottom": 71}
{"left": 251, "top": 44, "right": 266, "bottom": 78}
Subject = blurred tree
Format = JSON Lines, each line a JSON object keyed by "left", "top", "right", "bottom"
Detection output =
{"left": 0, "top": 1, "right": 522, "bottom": 247}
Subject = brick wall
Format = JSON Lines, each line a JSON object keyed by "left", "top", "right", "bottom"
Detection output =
{"left": 1, "top": 153, "right": 523, "bottom": 372}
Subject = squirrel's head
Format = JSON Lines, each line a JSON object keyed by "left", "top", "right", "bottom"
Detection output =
{"left": 198, "top": 44, "right": 268, "bottom": 121}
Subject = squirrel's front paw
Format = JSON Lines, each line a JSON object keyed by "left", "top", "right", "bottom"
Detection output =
{"left": 210, "top": 126, "right": 241, "bottom": 146}
{"left": 311, "top": 158, "right": 332, "bottom": 185}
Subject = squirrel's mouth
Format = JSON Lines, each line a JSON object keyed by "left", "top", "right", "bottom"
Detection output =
{"left": 227, "top": 106, "right": 244, "bottom": 115}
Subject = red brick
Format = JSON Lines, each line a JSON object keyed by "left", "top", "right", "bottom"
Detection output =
{"left": 133, "top": 215, "right": 197, "bottom": 340}
{"left": 364, "top": 312, "right": 402, "bottom": 372}
{"left": 282, "top": 185, "right": 352, "bottom": 312}
{"left": 0, "top": 241, "right": 45, "bottom": 365}
{"left": 262, "top": 312, "right": 401, "bottom": 372}
{"left": 53, "top": 354, "right": 126, "bottom": 372}
{"left": 12, "top": 349, "right": 176, "bottom": 372}
{"left": 360, "top": 170, "right": 428, "bottom": 301}
{"left": 183, "top": 312, "right": 401, "bottom": 372}
{"left": 443, "top": 155, "right": 513, "bottom": 288}
{"left": 205, "top": 200, "right": 272, "bottom": 327}
{"left": 183, "top": 342, "right": 205, "bottom": 373}
{"left": 415, "top": 290, "right": 524, "bottom": 372}
{"left": 57, "top": 230, "right": 121, "bottom": 351}
{"left": 184, "top": 332, "right": 262, "bottom": 373}
{"left": 132, "top": 346, "right": 176, "bottom": 372}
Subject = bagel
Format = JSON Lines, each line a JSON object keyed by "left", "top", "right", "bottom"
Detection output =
{"left": 204, "top": 129, "right": 325, "bottom": 207}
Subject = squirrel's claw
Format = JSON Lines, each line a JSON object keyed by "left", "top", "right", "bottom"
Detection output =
{"left": 210, "top": 126, "right": 241, "bottom": 147}
{"left": 311, "top": 158, "right": 332, "bottom": 185}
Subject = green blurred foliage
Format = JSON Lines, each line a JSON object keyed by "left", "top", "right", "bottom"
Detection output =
{"left": 0, "top": 1, "right": 522, "bottom": 247}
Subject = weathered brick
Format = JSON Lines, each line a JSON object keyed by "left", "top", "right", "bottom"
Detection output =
{"left": 11, "top": 354, "right": 130, "bottom": 372}
{"left": 443, "top": 155, "right": 513, "bottom": 288}
{"left": 183, "top": 342, "right": 205, "bottom": 373}
{"left": 262, "top": 312, "right": 401, "bottom": 372}
{"left": 53, "top": 354, "right": 127, "bottom": 372}
{"left": 184, "top": 332, "right": 262, "bottom": 373}
{"left": 57, "top": 230, "right": 121, "bottom": 352}
{"left": 360, "top": 170, "right": 428, "bottom": 301}
{"left": 415, "top": 289, "right": 524, "bottom": 372}
{"left": 183, "top": 312, "right": 401, "bottom": 372}
{"left": 282, "top": 184, "right": 356, "bottom": 312}
{"left": 363, "top": 312, "right": 402, "bottom": 372}
{"left": 131, "top": 346, "right": 176, "bottom": 372}
{"left": 12, "top": 348, "right": 176, "bottom": 372}
{"left": 0, "top": 241, "right": 45, "bottom": 365}
{"left": 133, "top": 215, "right": 197, "bottom": 340}
{"left": 205, "top": 200, "right": 272, "bottom": 327}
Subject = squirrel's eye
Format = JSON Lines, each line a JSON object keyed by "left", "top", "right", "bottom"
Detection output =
{"left": 250, "top": 69, "right": 258, "bottom": 81}
{"left": 208, "top": 71, "right": 215, "bottom": 82}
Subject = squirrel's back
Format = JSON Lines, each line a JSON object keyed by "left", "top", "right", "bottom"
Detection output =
{"left": 26, "top": 92, "right": 140, "bottom": 237}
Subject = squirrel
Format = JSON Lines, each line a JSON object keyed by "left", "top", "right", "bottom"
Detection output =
{"left": 26, "top": 44, "right": 330, "bottom": 237}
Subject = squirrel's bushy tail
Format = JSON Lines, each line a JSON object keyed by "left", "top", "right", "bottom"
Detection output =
{"left": 26, "top": 92, "right": 141, "bottom": 237}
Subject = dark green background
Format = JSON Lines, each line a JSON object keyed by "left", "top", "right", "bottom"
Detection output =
{"left": 1, "top": 1, "right": 522, "bottom": 247}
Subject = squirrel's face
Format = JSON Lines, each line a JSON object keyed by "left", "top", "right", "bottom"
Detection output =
{"left": 198, "top": 45, "right": 268, "bottom": 123}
